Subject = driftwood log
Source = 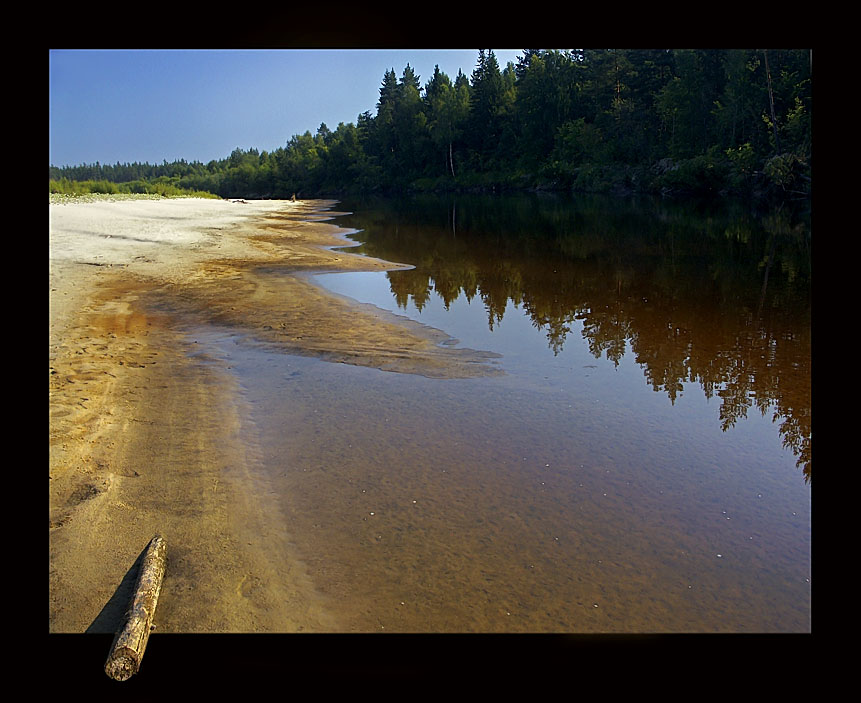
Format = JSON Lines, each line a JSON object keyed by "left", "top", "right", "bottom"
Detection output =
{"left": 104, "top": 535, "right": 167, "bottom": 681}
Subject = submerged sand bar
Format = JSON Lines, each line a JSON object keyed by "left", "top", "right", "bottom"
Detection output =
{"left": 49, "top": 196, "right": 499, "bottom": 633}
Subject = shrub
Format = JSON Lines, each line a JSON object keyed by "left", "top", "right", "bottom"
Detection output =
{"left": 651, "top": 151, "right": 730, "bottom": 195}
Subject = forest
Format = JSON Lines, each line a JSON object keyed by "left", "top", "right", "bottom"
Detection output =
{"left": 49, "top": 49, "right": 811, "bottom": 204}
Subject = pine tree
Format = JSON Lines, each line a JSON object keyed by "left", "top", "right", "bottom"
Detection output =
{"left": 467, "top": 50, "right": 506, "bottom": 170}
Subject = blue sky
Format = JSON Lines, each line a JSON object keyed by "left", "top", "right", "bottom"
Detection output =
{"left": 49, "top": 49, "right": 525, "bottom": 168}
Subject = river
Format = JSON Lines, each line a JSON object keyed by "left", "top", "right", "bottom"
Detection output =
{"left": 207, "top": 192, "right": 811, "bottom": 633}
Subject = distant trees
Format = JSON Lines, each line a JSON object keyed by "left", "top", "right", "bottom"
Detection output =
{"left": 50, "top": 49, "right": 812, "bottom": 202}
{"left": 49, "top": 175, "right": 218, "bottom": 198}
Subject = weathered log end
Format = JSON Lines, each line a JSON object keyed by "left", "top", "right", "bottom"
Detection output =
{"left": 104, "top": 646, "right": 140, "bottom": 681}
{"left": 104, "top": 535, "right": 167, "bottom": 681}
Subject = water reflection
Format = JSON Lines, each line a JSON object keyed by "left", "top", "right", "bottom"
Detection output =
{"left": 336, "top": 193, "right": 811, "bottom": 482}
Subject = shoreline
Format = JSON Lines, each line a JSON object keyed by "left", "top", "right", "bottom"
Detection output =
{"left": 49, "top": 196, "right": 498, "bottom": 633}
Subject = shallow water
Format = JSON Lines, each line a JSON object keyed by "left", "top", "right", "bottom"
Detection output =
{"left": 204, "top": 193, "right": 811, "bottom": 632}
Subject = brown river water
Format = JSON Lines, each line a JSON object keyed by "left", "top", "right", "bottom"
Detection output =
{"left": 193, "top": 193, "right": 811, "bottom": 633}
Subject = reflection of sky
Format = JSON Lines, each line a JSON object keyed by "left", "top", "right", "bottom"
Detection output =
{"left": 267, "top": 200, "right": 809, "bottom": 630}
{"left": 311, "top": 267, "right": 797, "bottom": 485}
{"left": 203, "top": 263, "right": 811, "bottom": 629}
{"left": 315, "top": 269, "right": 545, "bottom": 361}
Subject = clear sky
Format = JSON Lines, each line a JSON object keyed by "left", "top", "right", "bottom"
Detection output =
{"left": 49, "top": 49, "right": 525, "bottom": 168}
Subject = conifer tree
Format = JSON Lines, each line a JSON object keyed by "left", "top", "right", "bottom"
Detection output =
{"left": 467, "top": 50, "right": 506, "bottom": 170}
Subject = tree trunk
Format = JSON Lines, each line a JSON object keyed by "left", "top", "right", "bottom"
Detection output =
{"left": 763, "top": 50, "right": 781, "bottom": 153}
{"left": 104, "top": 535, "right": 167, "bottom": 681}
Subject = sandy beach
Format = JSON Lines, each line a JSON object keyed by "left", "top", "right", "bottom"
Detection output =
{"left": 49, "top": 196, "right": 499, "bottom": 634}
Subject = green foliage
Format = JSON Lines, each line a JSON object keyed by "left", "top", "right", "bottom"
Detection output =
{"left": 50, "top": 49, "right": 811, "bottom": 204}
{"left": 650, "top": 149, "right": 731, "bottom": 196}
{"left": 726, "top": 142, "right": 757, "bottom": 175}
{"left": 763, "top": 152, "right": 810, "bottom": 195}
{"left": 548, "top": 118, "right": 606, "bottom": 178}
{"left": 49, "top": 177, "right": 218, "bottom": 199}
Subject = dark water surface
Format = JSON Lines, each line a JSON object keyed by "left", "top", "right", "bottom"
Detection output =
{"left": 212, "top": 193, "right": 811, "bottom": 632}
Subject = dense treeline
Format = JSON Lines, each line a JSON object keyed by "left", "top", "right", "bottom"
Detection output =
{"left": 48, "top": 175, "right": 218, "bottom": 198}
{"left": 50, "top": 49, "right": 811, "bottom": 202}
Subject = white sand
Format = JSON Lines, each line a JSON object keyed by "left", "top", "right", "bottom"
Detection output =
{"left": 49, "top": 196, "right": 292, "bottom": 270}
{"left": 48, "top": 196, "right": 295, "bottom": 348}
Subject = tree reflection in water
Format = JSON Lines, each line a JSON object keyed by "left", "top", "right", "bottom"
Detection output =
{"left": 337, "top": 193, "right": 811, "bottom": 482}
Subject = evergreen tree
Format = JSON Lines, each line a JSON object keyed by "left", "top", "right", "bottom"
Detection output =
{"left": 50, "top": 48, "right": 810, "bottom": 200}
{"left": 514, "top": 50, "right": 583, "bottom": 170}
{"left": 424, "top": 65, "right": 457, "bottom": 177}
{"left": 393, "top": 64, "right": 429, "bottom": 180}
{"left": 425, "top": 65, "right": 470, "bottom": 179}
{"left": 467, "top": 50, "right": 507, "bottom": 169}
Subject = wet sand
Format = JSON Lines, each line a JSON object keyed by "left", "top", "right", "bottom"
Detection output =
{"left": 48, "top": 196, "right": 499, "bottom": 634}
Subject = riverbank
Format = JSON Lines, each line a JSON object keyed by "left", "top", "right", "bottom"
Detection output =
{"left": 49, "top": 195, "right": 499, "bottom": 633}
